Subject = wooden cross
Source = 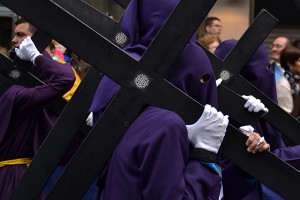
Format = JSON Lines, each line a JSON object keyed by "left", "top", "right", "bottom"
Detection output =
{"left": 1, "top": 0, "right": 299, "bottom": 199}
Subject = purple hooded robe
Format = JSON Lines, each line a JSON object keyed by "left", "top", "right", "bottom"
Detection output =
{"left": 88, "top": 0, "right": 264, "bottom": 200}
{"left": 215, "top": 39, "right": 300, "bottom": 200}
{"left": 215, "top": 39, "right": 285, "bottom": 150}
{"left": 89, "top": 0, "right": 225, "bottom": 199}
{"left": 0, "top": 52, "right": 75, "bottom": 199}
{"left": 215, "top": 40, "right": 300, "bottom": 164}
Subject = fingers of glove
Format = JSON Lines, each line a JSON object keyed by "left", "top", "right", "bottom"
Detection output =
{"left": 20, "top": 36, "right": 31, "bottom": 48}
{"left": 242, "top": 95, "right": 251, "bottom": 101}
{"left": 221, "top": 115, "right": 229, "bottom": 128}
{"left": 86, "top": 120, "right": 93, "bottom": 127}
{"left": 239, "top": 125, "right": 254, "bottom": 136}
{"left": 216, "top": 78, "right": 222, "bottom": 87}
{"left": 201, "top": 104, "right": 212, "bottom": 119}
{"left": 186, "top": 124, "right": 192, "bottom": 131}
{"left": 263, "top": 107, "right": 269, "bottom": 113}
{"left": 243, "top": 95, "right": 268, "bottom": 113}
{"left": 243, "top": 95, "right": 255, "bottom": 109}
{"left": 215, "top": 111, "right": 226, "bottom": 125}
{"left": 253, "top": 102, "right": 265, "bottom": 113}
{"left": 86, "top": 112, "right": 93, "bottom": 127}
{"left": 23, "top": 36, "right": 33, "bottom": 45}
{"left": 209, "top": 106, "right": 218, "bottom": 119}
{"left": 15, "top": 48, "right": 21, "bottom": 57}
{"left": 187, "top": 105, "right": 213, "bottom": 129}
{"left": 247, "top": 98, "right": 261, "bottom": 112}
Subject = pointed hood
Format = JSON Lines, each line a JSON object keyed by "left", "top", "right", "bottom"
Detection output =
{"left": 214, "top": 39, "right": 277, "bottom": 102}
{"left": 90, "top": 0, "right": 218, "bottom": 119}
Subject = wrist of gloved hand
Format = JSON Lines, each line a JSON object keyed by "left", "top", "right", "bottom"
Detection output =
{"left": 31, "top": 52, "right": 42, "bottom": 65}
{"left": 194, "top": 141, "right": 221, "bottom": 154}
{"left": 186, "top": 124, "right": 224, "bottom": 154}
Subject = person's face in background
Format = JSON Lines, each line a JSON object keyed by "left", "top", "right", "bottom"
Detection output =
{"left": 208, "top": 40, "right": 220, "bottom": 53}
{"left": 271, "top": 37, "right": 289, "bottom": 63}
{"left": 206, "top": 19, "right": 222, "bottom": 36}
{"left": 11, "top": 22, "right": 33, "bottom": 48}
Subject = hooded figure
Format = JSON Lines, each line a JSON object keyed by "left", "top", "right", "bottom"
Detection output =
{"left": 0, "top": 37, "right": 75, "bottom": 199}
{"left": 90, "top": 0, "right": 227, "bottom": 199}
{"left": 215, "top": 39, "right": 285, "bottom": 150}
{"left": 88, "top": 0, "right": 274, "bottom": 199}
{"left": 215, "top": 39, "right": 300, "bottom": 200}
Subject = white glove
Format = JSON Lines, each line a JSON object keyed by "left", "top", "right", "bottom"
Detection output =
{"left": 186, "top": 104, "right": 229, "bottom": 154}
{"left": 86, "top": 112, "right": 93, "bottom": 127}
{"left": 242, "top": 95, "right": 269, "bottom": 113}
{"left": 15, "top": 36, "right": 42, "bottom": 65}
{"left": 216, "top": 78, "right": 222, "bottom": 87}
{"left": 239, "top": 125, "right": 254, "bottom": 136}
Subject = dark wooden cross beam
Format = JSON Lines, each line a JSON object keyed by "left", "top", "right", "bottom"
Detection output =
{"left": 2, "top": 0, "right": 299, "bottom": 199}
{"left": 54, "top": 0, "right": 129, "bottom": 48}
{"left": 197, "top": 10, "right": 300, "bottom": 146}
{"left": 293, "top": 0, "right": 300, "bottom": 9}
{"left": 0, "top": 30, "right": 67, "bottom": 116}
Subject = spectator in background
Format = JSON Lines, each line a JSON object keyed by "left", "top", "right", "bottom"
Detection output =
{"left": 197, "top": 16, "right": 223, "bottom": 41}
{"left": 45, "top": 40, "right": 81, "bottom": 101}
{"left": 52, "top": 40, "right": 71, "bottom": 62}
{"left": 198, "top": 34, "right": 221, "bottom": 53}
{"left": 277, "top": 45, "right": 300, "bottom": 115}
{"left": 70, "top": 53, "right": 91, "bottom": 80}
{"left": 291, "top": 39, "right": 300, "bottom": 121}
{"left": 270, "top": 36, "right": 291, "bottom": 83}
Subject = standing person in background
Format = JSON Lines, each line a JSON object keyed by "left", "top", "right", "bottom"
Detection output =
{"left": 197, "top": 16, "right": 223, "bottom": 41}
{"left": 291, "top": 41, "right": 300, "bottom": 120}
{"left": 45, "top": 41, "right": 82, "bottom": 101}
{"left": 0, "top": 18, "right": 75, "bottom": 199}
{"left": 270, "top": 36, "right": 291, "bottom": 83}
{"left": 69, "top": 53, "right": 91, "bottom": 80}
{"left": 277, "top": 45, "right": 300, "bottom": 115}
{"left": 198, "top": 34, "right": 221, "bottom": 53}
